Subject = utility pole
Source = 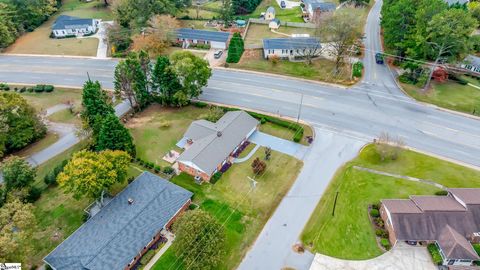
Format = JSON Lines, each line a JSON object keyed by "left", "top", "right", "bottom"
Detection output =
{"left": 297, "top": 93, "right": 304, "bottom": 123}
{"left": 332, "top": 191, "right": 339, "bottom": 217}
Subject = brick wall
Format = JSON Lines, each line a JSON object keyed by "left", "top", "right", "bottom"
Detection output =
{"left": 380, "top": 204, "right": 397, "bottom": 244}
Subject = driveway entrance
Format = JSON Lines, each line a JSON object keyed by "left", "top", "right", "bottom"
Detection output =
{"left": 248, "top": 131, "right": 308, "bottom": 160}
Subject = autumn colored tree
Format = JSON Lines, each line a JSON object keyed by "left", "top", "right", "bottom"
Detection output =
{"left": 96, "top": 114, "right": 136, "bottom": 156}
{"left": 251, "top": 157, "right": 267, "bottom": 175}
{"left": 57, "top": 150, "right": 130, "bottom": 203}
{"left": 173, "top": 210, "right": 225, "bottom": 270}
{"left": 131, "top": 15, "right": 179, "bottom": 57}
{"left": 1, "top": 156, "right": 35, "bottom": 191}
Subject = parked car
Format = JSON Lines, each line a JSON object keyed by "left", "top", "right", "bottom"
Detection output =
{"left": 214, "top": 50, "right": 223, "bottom": 59}
{"left": 375, "top": 53, "right": 384, "bottom": 64}
{"left": 281, "top": 1, "right": 286, "bottom": 8}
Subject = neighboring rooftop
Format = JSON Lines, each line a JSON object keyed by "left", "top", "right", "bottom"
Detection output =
{"left": 267, "top": 6, "right": 276, "bottom": 14}
{"left": 177, "top": 111, "right": 258, "bottom": 175}
{"left": 410, "top": 195, "right": 467, "bottom": 212}
{"left": 263, "top": 37, "right": 321, "bottom": 50}
{"left": 381, "top": 199, "right": 422, "bottom": 214}
{"left": 437, "top": 225, "right": 480, "bottom": 261}
{"left": 444, "top": 0, "right": 469, "bottom": 5}
{"left": 449, "top": 188, "right": 480, "bottom": 205}
{"left": 176, "top": 28, "right": 231, "bottom": 43}
{"left": 462, "top": 55, "right": 480, "bottom": 67}
{"left": 52, "top": 15, "right": 94, "bottom": 30}
{"left": 44, "top": 172, "right": 192, "bottom": 270}
{"left": 303, "top": 0, "right": 337, "bottom": 11}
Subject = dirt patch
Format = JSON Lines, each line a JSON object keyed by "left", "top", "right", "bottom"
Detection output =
{"left": 238, "top": 49, "right": 263, "bottom": 63}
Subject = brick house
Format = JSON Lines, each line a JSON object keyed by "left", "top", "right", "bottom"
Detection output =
{"left": 176, "top": 28, "right": 231, "bottom": 49}
{"left": 380, "top": 188, "right": 480, "bottom": 266}
{"left": 176, "top": 111, "right": 259, "bottom": 182}
{"left": 44, "top": 172, "right": 192, "bottom": 270}
{"left": 302, "top": 0, "right": 336, "bottom": 21}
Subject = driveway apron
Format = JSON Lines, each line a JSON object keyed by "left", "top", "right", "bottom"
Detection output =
{"left": 249, "top": 131, "right": 309, "bottom": 160}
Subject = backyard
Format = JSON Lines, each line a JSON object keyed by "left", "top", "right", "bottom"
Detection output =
{"left": 230, "top": 49, "right": 355, "bottom": 85}
{"left": 244, "top": 23, "right": 316, "bottom": 47}
{"left": 5, "top": 0, "right": 111, "bottom": 56}
{"left": 401, "top": 78, "right": 480, "bottom": 116}
{"left": 301, "top": 144, "right": 480, "bottom": 260}
{"left": 250, "top": 0, "right": 304, "bottom": 22}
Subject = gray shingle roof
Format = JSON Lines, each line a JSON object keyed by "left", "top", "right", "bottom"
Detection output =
{"left": 263, "top": 37, "right": 321, "bottom": 50}
{"left": 310, "top": 2, "right": 336, "bottom": 11}
{"left": 52, "top": 15, "right": 94, "bottom": 30}
{"left": 44, "top": 171, "right": 192, "bottom": 270}
{"left": 463, "top": 55, "right": 480, "bottom": 68}
{"left": 444, "top": 0, "right": 469, "bottom": 5}
{"left": 177, "top": 111, "right": 258, "bottom": 175}
{"left": 267, "top": 6, "right": 276, "bottom": 14}
{"left": 176, "top": 28, "right": 230, "bottom": 43}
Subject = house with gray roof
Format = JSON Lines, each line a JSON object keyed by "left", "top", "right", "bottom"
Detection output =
{"left": 176, "top": 28, "right": 231, "bottom": 49}
{"left": 302, "top": 0, "right": 336, "bottom": 20}
{"left": 265, "top": 6, "right": 276, "bottom": 20}
{"left": 44, "top": 171, "right": 192, "bottom": 270}
{"left": 263, "top": 37, "right": 321, "bottom": 60}
{"left": 52, "top": 15, "right": 99, "bottom": 38}
{"left": 444, "top": 0, "right": 469, "bottom": 6}
{"left": 459, "top": 54, "right": 480, "bottom": 74}
{"left": 176, "top": 111, "right": 259, "bottom": 181}
{"left": 380, "top": 188, "right": 480, "bottom": 266}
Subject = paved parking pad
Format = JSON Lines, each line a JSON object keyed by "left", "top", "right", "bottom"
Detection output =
{"left": 249, "top": 131, "right": 309, "bottom": 160}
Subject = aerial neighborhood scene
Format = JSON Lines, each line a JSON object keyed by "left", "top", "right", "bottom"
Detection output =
{"left": 1, "top": 0, "right": 480, "bottom": 269}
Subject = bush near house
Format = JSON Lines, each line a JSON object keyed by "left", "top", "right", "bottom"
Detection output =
{"left": 370, "top": 208, "right": 379, "bottom": 218}
{"left": 226, "top": 33, "right": 244, "bottom": 63}
{"left": 428, "top": 243, "right": 443, "bottom": 265}
{"left": 353, "top": 62, "right": 363, "bottom": 78}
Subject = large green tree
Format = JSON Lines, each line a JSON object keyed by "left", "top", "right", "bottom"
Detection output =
{"left": 81, "top": 80, "right": 115, "bottom": 133}
{"left": 170, "top": 50, "right": 212, "bottom": 104}
{"left": 1, "top": 156, "right": 35, "bottom": 191}
{"left": 151, "top": 56, "right": 183, "bottom": 106}
{"left": 381, "top": 0, "right": 418, "bottom": 56}
{"left": 226, "top": 32, "right": 244, "bottom": 63}
{"left": 57, "top": 150, "right": 130, "bottom": 202}
{"left": 173, "top": 210, "right": 226, "bottom": 270}
{"left": 0, "top": 92, "right": 46, "bottom": 157}
{"left": 96, "top": 114, "right": 136, "bottom": 156}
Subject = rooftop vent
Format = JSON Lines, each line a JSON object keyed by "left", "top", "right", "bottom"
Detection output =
{"left": 128, "top": 198, "right": 134, "bottom": 205}
{"left": 217, "top": 131, "right": 222, "bottom": 137}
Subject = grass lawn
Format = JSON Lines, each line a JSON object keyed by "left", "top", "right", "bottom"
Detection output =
{"left": 13, "top": 86, "right": 83, "bottom": 113}
{"left": 181, "top": 8, "right": 220, "bottom": 20}
{"left": 259, "top": 121, "right": 312, "bottom": 146}
{"left": 178, "top": 20, "right": 219, "bottom": 31}
{"left": 13, "top": 132, "right": 59, "bottom": 159}
{"left": 163, "top": 46, "right": 208, "bottom": 58}
{"left": 237, "top": 143, "right": 257, "bottom": 159}
{"left": 230, "top": 49, "right": 354, "bottom": 85}
{"left": 5, "top": 0, "right": 111, "bottom": 56}
{"left": 401, "top": 80, "right": 480, "bottom": 116}
{"left": 244, "top": 23, "right": 316, "bottom": 47}
{"left": 153, "top": 146, "right": 303, "bottom": 270}
{"left": 301, "top": 144, "right": 480, "bottom": 260}
{"left": 47, "top": 109, "right": 82, "bottom": 126}
{"left": 250, "top": 0, "right": 304, "bottom": 22}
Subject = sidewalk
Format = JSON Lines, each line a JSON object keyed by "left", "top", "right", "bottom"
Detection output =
{"left": 143, "top": 232, "right": 175, "bottom": 270}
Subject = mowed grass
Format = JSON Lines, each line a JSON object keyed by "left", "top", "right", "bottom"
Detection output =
{"left": 179, "top": 20, "right": 219, "bottom": 31}
{"left": 14, "top": 86, "right": 82, "bottom": 112}
{"left": 5, "top": 0, "right": 111, "bottom": 56}
{"left": 250, "top": 0, "right": 304, "bottom": 22}
{"left": 301, "top": 144, "right": 480, "bottom": 260}
{"left": 259, "top": 121, "right": 313, "bottom": 146}
{"left": 401, "top": 80, "right": 480, "bottom": 116}
{"left": 231, "top": 49, "right": 354, "bottom": 85}
{"left": 153, "top": 147, "right": 303, "bottom": 270}
{"left": 244, "top": 24, "right": 316, "bottom": 46}
{"left": 47, "top": 109, "right": 82, "bottom": 126}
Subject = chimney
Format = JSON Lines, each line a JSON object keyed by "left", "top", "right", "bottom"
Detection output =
{"left": 128, "top": 198, "right": 134, "bottom": 205}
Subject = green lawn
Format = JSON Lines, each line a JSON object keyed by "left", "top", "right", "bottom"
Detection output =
{"left": 47, "top": 109, "right": 82, "bottom": 126}
{"left": 14, "top": 86, "right": 83, "bottom": 113}
{"left": 13, "top": 132, "right": 59, "bottom": 159}
{"left": 401, "top": 80, "right": 480, "bottom": 116}
{"left": 178, "top": 19, "right": 219, "bottom": 31}
{"left": 301, "top": 144, "right": 480, "bottom": 260}
{"left": 153, "top": 146, "right": 303, "bottom": 270}
{"left": 259, "top": 121, "right": 312, "bottom": 146}
{"left": 230, "top": 50, "right": 354, "bottom": 85}
{"left": 237, "top": 143, "right": 257, "bottom": 159}
{"left": 250, "top": 0, "right": 304, "bottom": 22}
{"left": 244, "top": 23, "right": 317, "bottom": 47}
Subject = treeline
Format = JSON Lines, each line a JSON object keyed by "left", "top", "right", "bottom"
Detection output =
{"left": 381, "top": 0, "right": 477, "bottom": 62}
{"left": 0, "top": 0, "right": 61, "bottom": 49}
{"left": 232, "top": 0, "right": 263, "bottom": 14}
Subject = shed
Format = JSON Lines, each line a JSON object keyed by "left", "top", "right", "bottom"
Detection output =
{"left": 266, "top": 6, "right": 276, "bottom": 20}
{"left": 269, "top": 18, "right": 281, "bottom": 29}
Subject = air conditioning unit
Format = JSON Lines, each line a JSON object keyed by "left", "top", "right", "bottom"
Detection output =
{"left": 471, "top": 232, "right": 480, "bottom": 243}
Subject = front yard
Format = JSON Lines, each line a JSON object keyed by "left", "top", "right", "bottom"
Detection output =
{"left": 301, "top": 144, "right": 480, "bottom": 260}
{"left": 250, "top": 0, "right": 304, "bottom": 22}
{"left": 244, "top": 23, "right": 317, "bottom": 47}
{"left": 229, "top": 49, "right": 355, "bottom": 85}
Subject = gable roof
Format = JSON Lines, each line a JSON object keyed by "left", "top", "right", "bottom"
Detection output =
{"left": 177, "top": 111, "right": 258, "bottom": 175}
{"left": 52, "top": 15, "right": 94, "bottom": 30}
{"left": 44, "top": 172, "right": 192, "bottom": 270}
{"left": 437, "top": 225, "right": 480, "bottom": 261}
{"left": 410, "top": 195, "right": 466, "bottom": 212}
{"left": 382, "top": 199, "right": 422, "bottom": 214}
{"left": 444, "top": 0, "right": 469, "bottom": 6}
{"left": 176, "top": 28, "right": 231, "bottom": 43}
{"left": 267, "top": 6, "right": 276, "bottom": 14}
{"left": 311, "top": 2, "right": 336, "bottom": 11}
{"left": 449, "top": 188, "right": 480, "bottom": 205}
{"left": 263, "top": 37, "right": 321, "bottom": 50}
{"left": 462, "top": 55, "right": 480, "bottom": 68}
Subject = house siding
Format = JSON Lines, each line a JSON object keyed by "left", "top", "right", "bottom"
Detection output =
{"left": 380, "top": 204, "right": 398, "bottom": 245}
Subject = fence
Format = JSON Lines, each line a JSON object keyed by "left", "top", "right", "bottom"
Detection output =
{"left": 248, "top": 18, "right": 316, "bottom": 28}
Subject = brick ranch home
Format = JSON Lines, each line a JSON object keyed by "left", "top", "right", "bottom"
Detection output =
{"left": 175, "top": 28, "right": 231, "bottom": 50}
{"left": 175, "top": 110, "right": 259, "bottom": 182}
{"left": 380, "top": 188, "right": 480, "bottom": 266}
{"left": 44, "top": 172, "right": 192, "bottom": 270}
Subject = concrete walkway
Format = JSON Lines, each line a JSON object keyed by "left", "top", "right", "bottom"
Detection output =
{"left": 234, "top": 144, "right": 260, "bottom": 163}
{"left": 238, "top": 128, "right": 366, "bottom": 270}
{"left": 309, "top": 242, "right": 436, "bottom": 270}
{"left": 143, "top": 232, "right": 175, "bottom": 270}
{"left": 248, "top": 131, "right": 309, "bottom": 160}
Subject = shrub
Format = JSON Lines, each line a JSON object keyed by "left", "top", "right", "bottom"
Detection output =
{"left": 27, "top": 87, "right": 33, "bottom": 92}
{"left": 371, "top": 203, "right": 380, "bottom": 210}
{"left": 269, "top": 55, "right": 280, "bottom": 65}
{"left": 435, "top": 190, "right": 448, "bottom": 196}
{"left": 163, "top": 166, "right": 174, "bottom": 174}
{"left": 210, "top": 172, "right": 223, "bottom": 184}
{"left": 154, "top": 165, "right": 161, "bottom": 173}
{"left": 43, "top": 171, "right": 57, "bottom": 186}
{"left": 19, "top": 87, "right": 26, "bottom": 93}
{"left": 450, "top": 74, "right": 468, "bottom": 85}
{"left": 34, "top": 84, "right": 45, "bottom": 92}
{"left": 374, "top": 217, "right": 384, "bottom": 227}
{"left": 380, "top": 238, "right": 391, "bottom": 250}
{"left": 146, "top": 161, "right": 154, "bottom": 169}
{"left": 82, "top": 212, "right": 90, "bottom": 222}
{"left": 375, "top": 229, "right": 384, "bottom": 237}
{"left": 260, "top": 117, "right": 267, "bottom": 124}
{"left": 26, "top": 186, "right": 42, "bottom": 203}
{"left": 226, "top": 32, "right": 244, "bottom": 63}
{"left": 428, "top": 243, "right": 443, "bottom": 265}
{"left": 293, "top": 130, "right": 303, "bottom": 142}
{"left": 14, "top": 87, "right": 18, "bottom": 91}
{"left": 44, "top": 85, "right": 54, "bottom": 92}
{"left": 193, "top": 101, "right": 208, "bottom": 108}
{"left": 370, "top": 209, "right": 380, "bottom": 218}
{"left": 127, "top": 176, "right": 135, "bottom": 184}
{"left": 353, "top": 61, "right": 363, "bottom": 78}
{"left": 140, "top": 249, "right": 155, "bottom": 265}
{"left": 188, "top": 203, "right": 198, "bottom": 210}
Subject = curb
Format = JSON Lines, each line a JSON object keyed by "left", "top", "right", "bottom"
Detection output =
{"left": 1, "top": 53, "right": 114, "bottom": 60}
{"left": 213, "top": 67, "right": 352, "bottom": 90}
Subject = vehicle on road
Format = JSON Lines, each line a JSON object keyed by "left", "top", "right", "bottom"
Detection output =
{"left": 281, "top": 1, "right": 286, "bottom": 8}
{"left": 214, "top": 50, "right": 223, "bottom": 59}
{"left": 375, "top": 53, "right": 384, "bottom": 64}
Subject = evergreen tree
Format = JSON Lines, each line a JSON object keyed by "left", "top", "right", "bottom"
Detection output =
{"left": 81, "top": 80, "right": 114, "bottom": 133}
{"left": 96, "top": 114, "right": 136, "bottom": 156}
{"left": 226, "top": 32, "right": 244, "bottom": 63}
{"left": 151, "top": 56, "right": 182, "bottom": 105}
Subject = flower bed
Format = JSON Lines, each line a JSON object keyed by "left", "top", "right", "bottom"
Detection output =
{"left": 220, "top": 162, "right": 232, "bottom": 173}
{"left": 232, "top": 141, "right": 251, "bottom": 158}
{"left": 368, "top": 204, "right": 391, "bottom": 251}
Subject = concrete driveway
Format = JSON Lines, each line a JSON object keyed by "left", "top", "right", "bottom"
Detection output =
{"left": 204, "top": 49, "right": 226, "bottom": 67}
{"left": 248, "top": 131, "right": 309, "bottom": 160}
{"left": 276, "top": 0, "right": 301, "bottom": 9}
{"left": 309, "top": 242, "right": 436, "bottom": 270}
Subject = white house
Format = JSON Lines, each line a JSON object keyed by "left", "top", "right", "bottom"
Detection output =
{"left": 265, "top": 6, "right": 276, "bottom": 20}
{"left": 302, "top": 0, "right": 336, "bottom": 21}
{"left": 459, "top": 55, "right": 480, "bottom": 74}
{"left": 263, "top": 37, "right": 321, "bottom": 60}
{"left": 51, "top": 15, "right": 98, "bottom": 38}
{"left": 269, "top": 19, "right": 281, "bottom": 29}
{"left": 176, "top": 28, "right": 231, "bottom": 50}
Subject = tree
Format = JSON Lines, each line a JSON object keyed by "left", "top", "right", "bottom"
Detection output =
{"left": 0, "top": 92, "right": 46, "bottom": 157}
{"left": 251, "top": 157, "right": 267, "bottom": 175}
{"left": 151, "top": 56, "right": 183, "bottom": 105}
{"left": 375, "top": 132, "right": 405, "bottom": 161}
{"left": 81, "top": 80, "right": 115, "bottom": 133}
{"left": 0, "top": 198, "right": 35, "bottom": 263}
{"left": 96, "top": 114, "right": 136, "bottom": 156}
{"left": 221, "top": 0, "right": 234, "bottom": 26}
{"left": 226, "top": 32, "right": 244, "bottom": 63}
{"left": 319, "top": 8, "right": 363, "bottom": 74}
{"left": 106, "top": 23, "right": 132, "bottom": 55}
{"left": 132, "top": 15, "right": 179, "bottom": 57}
{"left": 114, "top": 52, "right": 150, "bottom": 110}
{"left": 112, "top": 0, "right": 182, "bottom": 29}
{"left": 468, "top": 1, "right": 480, "bottom": 24}
{"left": 381, "top": 0, "right": 418, "bottom": 56}
{"left": 170, "top": 51, "right": 212, "bottom": 102}
{"left": 232, "top": 0, "right": 262, "bottom": 14}
{"left": 57, "top": 150, "right": 130, "bottom": 203}
{"left": 173, "top": 210, "right": 225, "bottom": 270}
{"left": 1, "top": 156, "right": 35, "bottom": 191}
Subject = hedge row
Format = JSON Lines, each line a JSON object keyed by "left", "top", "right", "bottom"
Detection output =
{"left": 427, "top": 243, "right": 443, "bottom": 265}
{"left": 0, "top": 83, "right": 54, "bottom": 93}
